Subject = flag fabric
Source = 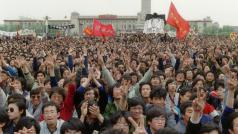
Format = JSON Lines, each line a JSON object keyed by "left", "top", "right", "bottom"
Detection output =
{"left": 101, "top": 24, "right": 115, "bottom": 36}
{"left": 143, "top": 13, "right": 166, "bottom": 34}
{"left": 93, "top": 19, "right": 115, "bottom": 37}
{"left": 93, "top": 19, "right": 103, "bottom": 36}
{"left": 167, "top": 2, "right": 190, "bottom": 40}
{"left": 83, "top": 26, "right": 93, "bottom": 36}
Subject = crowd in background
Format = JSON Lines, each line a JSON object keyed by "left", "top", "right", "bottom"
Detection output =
{"left": 0, "top": 33, "right": 238, "bottom": 134}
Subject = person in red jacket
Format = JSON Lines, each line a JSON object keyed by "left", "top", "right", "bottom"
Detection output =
{"left": 40, "top": 84, "right": 76, "bottom": 121}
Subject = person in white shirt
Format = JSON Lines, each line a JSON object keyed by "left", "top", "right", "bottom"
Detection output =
{"left": 40, "top": 102, "right": 64, "bottom": 134}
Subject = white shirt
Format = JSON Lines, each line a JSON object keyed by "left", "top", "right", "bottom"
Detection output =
{"left": 40, "top": 119, "right": 64, "bottom": 134}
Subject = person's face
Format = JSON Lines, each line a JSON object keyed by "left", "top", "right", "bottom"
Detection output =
{"left": 131, "top": 60, "right": 137, "bottom": 69}
{"left": 0, "top": 72, "right": 8, "bottom": 83}
{"left": 140, "top": 63, "right": 147, "bottom": 71}
{"left": 186, "top": 71, "right": 193, "bottom": 80}
{"left": 84, "top": 90, "right": 95, "bottom": 101}
{"left": 15, "top": 126, "right": 37, "bottom": 134}
{"left": 80, "top": 77, "right": 88, "bottom": 84}
{"left": 176, "top": 73, "right": 185, "bottom": 83}
{"left": 51, "top": 93, "right": 64, "bottom": 106}
{"left": 37, "top": 73, "right": 45, "bottom": 82}
{"left": 204, "top": 66, "right": 210, "bottom": 74}
{"left": 31, "top": 93, "right": 41, "bottom": 106}
{"left": 180, "top": 92, "right": 192, "bottom": 104}
{"left": 183, "top": 107, "right": 193, "bottom": 123}
{"left": 195, "top": 81, "right": 204, "bottom": 89}
{"left": 131, "top": 75, "right": 138, "bottom": 84}
{"left": 45, "top": 82, "right": 52, "bottom": 94}
{"left": 165, "top": 68, "right": 172, "bottom": 78}
{"left": 148, "top": 116, "right": 166, "bottom": 131}
{"left": 114, "top": 70, "right": 122, "bottom": 81}
{"left": 168, "top": 82, "right": 176, "bottom": 92}
{"left": 113, "top": 117, "right": 129, "bottom": 134}
{"left": 43, "top": 106, "right": 58, "bottom": 126}
{"left": 219, "top": 74, "right": 225, "bottom": 80}
{"left": 129, "top": 105, "right": 143, "bottom": 120}
{"left": 206, "top": 73, "right": 214, "bottom": 82}
{"left": 151, "top": 77, "right": 161, "bottom": 87}
{"left": 7, "top": 103, "right": 23, "bottom": 121}
{"left": 113, "top": 87, "right": 123, "bottom": 100}
{"left": 118, "top": 65, "right": 125, "bottom": 72}
{"left": 63, "top": 70, "right": 71, "bottom": 79}
{"left": 217, "top": 86, "right": 225, "bottom": 100}
{"left": 151, "top": 97, "right": 165, "bottom": 108}
{"left": 141, "top": 84, "right": 151, "bottom": 98}
{"left": 12, "top": 79, "right": 22, "bottom": 91}
{"left": 230, "top": 71, "right": 238, "bottom": 80}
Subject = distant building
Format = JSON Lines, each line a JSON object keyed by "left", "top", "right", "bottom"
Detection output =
{"left": 3, "top": 0, "right": 217, "bottom": 35}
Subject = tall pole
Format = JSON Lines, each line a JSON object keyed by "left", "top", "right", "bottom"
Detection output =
{"left": 45, "top": 16, "right": 49, "bottom": 37}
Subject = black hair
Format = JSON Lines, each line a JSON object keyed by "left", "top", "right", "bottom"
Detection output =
{"left": 165, "top": 79, "right": 175, "bottom": 90}
{"left": 234, "top": 100, "right": 238, "bottom": 109}
{"left": 175, "top": 70, "right": 185, "bottom": 77}
{"left": 7, "top": 93, "right": 27, "bottom": 105}
{"left": 156, "top": 127, "right": 180, "bottom": 134}
{"left": 8, "top": 100, "right": 26, "bottom": 117}
{"left": 139, "top": 82, "right": 152, "bottom": 95}
{"left": 0, "top": 109, "right": 9, "bottom": 124}
{"left": 60, "top": 118, "right": 85, "bottom": 134}
{"left": 14, "top": 117, "right": 40, "bottom": 134}
{"left": 50, "top": 87, "right": 66, "bottom": 101}
{"left": 146, "top": 106, "right": 166, "bottom": 122}
{"left": 192, "top": 78, "right": 205, "bottom": 88}
{"left": 227, "top": 112, "right": 238, "bottom": 131}
{"left": 12, "top": 77, "right": 27, "bottom": 91}
{"left": 109, "top": 111, "right": 129, "bottom": 126}
{"left": 128, "top": 97, "right": 145, "bottom": 112}
{"left": 101, "top": 128, "right": 126, "bottom": 134}
{"left": 150, "top": 88, "right": 167, "bottom": 100}
{"left": 42, "top": 101, "right": 60, "bottom": 113}
{"left": 214, "top": 79, "right": 224, "bottom": 91}
{"left": 180, "top": 101, "right": 192, "bottom": 115}
{"left": 200, "top": 123, "right": 221, "bottom": 134}
{"left": 34, "top": 71, "right": 45, "bottom": 79}
{"left": 179, "top": 86, "right": 192, "bottom": 95}
{"left": 84, "top": 87, "right": 99, "bottom": 100}
{"left": 234, "top": 89, "right": 238, "bottom": 99}
{"left": 30, "top": 87, "right": 42, "bottom": 96}
{"left": 193, "top": 71, "right": 205, "bottom": 79}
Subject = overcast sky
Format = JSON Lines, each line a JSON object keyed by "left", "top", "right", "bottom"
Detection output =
{"left": 0, "top": 0, "right": 237, "bottom": 26}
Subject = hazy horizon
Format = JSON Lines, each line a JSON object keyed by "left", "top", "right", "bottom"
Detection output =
{"left": 0, "top": 0, "right": 237, "bottom": 26}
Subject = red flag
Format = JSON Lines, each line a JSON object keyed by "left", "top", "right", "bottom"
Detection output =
{"left": 93, "top": 19, "right": 103, "bottom": 36}
{"left": 101, "top": 24, "right": 115, "bottom": 37}
{"left": 93, "top": 19, "right": 115, "bottom": 37}
{"left": 167, "top": 2, "right": 190, "bottom": 40}
{"left": 83, "top": 26, "right": 93, "bottom": 36}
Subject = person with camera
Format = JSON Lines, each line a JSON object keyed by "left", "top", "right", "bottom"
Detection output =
{"left": 79, "top": 99, "right": 105, "bottom": 134}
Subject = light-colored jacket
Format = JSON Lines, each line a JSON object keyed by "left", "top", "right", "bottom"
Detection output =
{"left": 40, "top": 119, "right": 64, "bottom": 134}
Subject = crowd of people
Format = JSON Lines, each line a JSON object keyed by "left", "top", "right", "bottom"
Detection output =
{"left": 0, "top": 33, "right": 238, "bottom": 134}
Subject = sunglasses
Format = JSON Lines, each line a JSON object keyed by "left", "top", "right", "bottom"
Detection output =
{"left": 31, "top": 95, "right": 41, "bottom": 99}
{"left": 6, "top": 107, "right": 14, "bottom": 113}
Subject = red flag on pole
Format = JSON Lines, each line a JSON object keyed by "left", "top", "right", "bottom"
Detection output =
{"left": 93, "top": 19, "right": 103, "bottom": 36}
{"left": 93, "top": 19, "right": 115, "bottom": 37}
{"left": 101, "top": 24, "right": 115, "bottom": 37}
{"left": 83, "top": 26, "right": 93, "bottom": 36}
{"left": 167, "top": 2, "right": 190, "bottom": 40}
